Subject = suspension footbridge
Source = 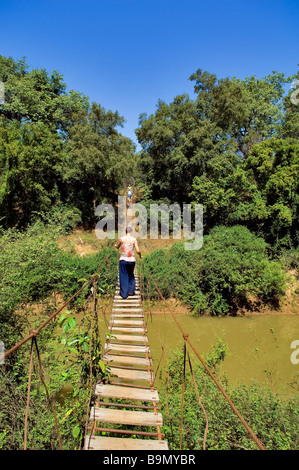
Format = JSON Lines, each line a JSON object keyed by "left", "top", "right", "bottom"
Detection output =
{"left": 1, "top": 252, "right": 266, "bottom": 451}
{"left": 85, "top": 267, "right": 169, "bottom": 450}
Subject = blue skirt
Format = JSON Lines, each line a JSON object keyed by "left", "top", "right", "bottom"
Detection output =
{"left": 119, "top": 260, "right": 136, "bottom": 299}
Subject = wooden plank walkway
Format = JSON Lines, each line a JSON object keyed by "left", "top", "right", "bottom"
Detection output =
{"left": 84, "top": 268, "right": 169, "bottom": 450}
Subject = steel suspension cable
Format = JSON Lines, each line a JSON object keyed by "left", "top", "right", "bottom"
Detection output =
{"left": 179, "top": 339, "right": 187, "bottom": 450}
{"left": 24, "top": 338, "right": 34, "bottom": 450}
{"left": 84, "top": 276, "right": 99, "bottom": 450}
{"left": 34, "top": 336, "right": 63, "bottom": 450}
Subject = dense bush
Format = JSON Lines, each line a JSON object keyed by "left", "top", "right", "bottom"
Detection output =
{"left": 0, "top": 221, "right": 117, "bottom": 346}
{"left": 0, "top": 220, "right": 117, "bottom": 449}
{"left": 143, "top": 225, "right": 286, "bottom": 315}
{"left": 279, "top": 247, "right": 299, "bottom": 278}
{"left": 0, "top": 303, "right": 103, "bottom": 450}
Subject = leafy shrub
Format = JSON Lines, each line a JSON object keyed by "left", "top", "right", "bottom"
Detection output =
{"left": 57, "top": 246, "right": 117, "bottom": 301}
{"left": 279, "top": 247, "right": 299, "bottom": 278}
{"left": 0, "top": 307, "right": 103, "bottom": 450}
{"left": 143, "top": 225, "right": 286, "bottom": 315}
{"left": 160, "top": 343, "right": 299, "bottom": 450}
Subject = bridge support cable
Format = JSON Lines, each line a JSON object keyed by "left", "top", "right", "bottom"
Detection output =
{"left": 186, "top": 343, "right": 209, "bottom": 450}
{"left": 84, "top": 276, "right": 100, "bottom": 442}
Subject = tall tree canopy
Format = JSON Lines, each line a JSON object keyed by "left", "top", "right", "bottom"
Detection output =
{"left": 135, "top": 67, "right": 299, "bottom": 247}
{"left": 0, "top": 55, "right": 136, "bottom": 228}
{"left": 136, "top": 69, "right": 296, "bottom": 202}
{"left": 189, "top": 68, "right": 292, "bottom": 157}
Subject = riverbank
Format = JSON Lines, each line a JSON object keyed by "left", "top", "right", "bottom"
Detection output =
{"left": 58, "top": 228, "right": 299, "bottom": 316}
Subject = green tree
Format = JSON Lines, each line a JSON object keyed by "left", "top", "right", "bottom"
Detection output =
{"left": 136, "top": 68, "right": 294, "bottom": 206}
{"left": 143, "top": 226, "right": 286, "bottom": 316}
{"left": 243, "top": 138, "right": 299, "bottom": 247}
{"left": 64, "top": 102, "right": 136, "bottom": 222}
{"left": 191, "top": 137, "right": 299, "bottom": 248}
{"left": 136, "top": 94, "right": 234, "bottom": 204}
{"left": 0, "top": 55, "right": 137, "bottom": 227}
{"left": 280, "top": 73, "right": 299, "bottom": 139}
{"left": 0, "top": 55, "right": 88, "bottom": 131}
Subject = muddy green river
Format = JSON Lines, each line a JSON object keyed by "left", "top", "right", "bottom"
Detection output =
{"left": 100, "top": 312, "right": 299, "bottom": 397}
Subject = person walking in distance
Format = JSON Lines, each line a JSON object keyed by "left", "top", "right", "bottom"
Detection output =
{"left": 127, "top": 186, "right": 133, "bottom": 203}
{"left": 114, "top": 227, "right": 142, "bottom": 299}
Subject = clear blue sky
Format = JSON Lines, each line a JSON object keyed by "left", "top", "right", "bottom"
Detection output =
{"left": 1, "top": 0, "right": 298, "bottom": 148}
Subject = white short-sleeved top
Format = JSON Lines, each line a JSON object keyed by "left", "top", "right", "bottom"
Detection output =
{"left": 119, "top": 235, "right": 136, "bottom": 262}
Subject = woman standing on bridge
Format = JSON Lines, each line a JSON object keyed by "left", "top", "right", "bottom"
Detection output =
{"left": 114, "top": 227, "right": 142, "bottom": 299}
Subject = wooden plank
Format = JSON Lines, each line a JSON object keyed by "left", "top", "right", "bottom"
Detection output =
{"left": 95, "top": 384, "right": 159, "bottom": 402}
{"left": 112, "top": 312, "right": 144, "bottom": 317}
{"left": 103, "top": 354, "right": 152, "bottom": 367}
{"left": 113, "top": 305, "right": 141, "bottom": 309}
{"left": 113, "top": 303, "right": 141, "bottom": 308}
{"left": 109, "top": 367, "right": 153, "bottom": 382}
{"left": 114, "top": 299, "right": 140, "bottom": 302}
{"left": 110, "top": 321, "right": 145, "bottom": 326}
{"left": 111, "top": 313, "right": 144, "bottom": 318}
{"left": 107, "top": 334, "right": 148, "bottom": 343}
{"left": 105, "top": 343, "right": 150, "bottom": 354}
{"left": 110, "top": 320, "right": 144, "bottom": 326}
{"left": 114, "top": 294, "right": 141, "bottom": 298}
{"left": 114, "top": 295, "right": 140, "bottom": 299}
{"left": 115, "top": 290, "right": 140, "bottom": 295}
{"left": 89, "top": 407, "right": 163, "bottom": 426}
{"left": 112, "top": 308, "right": 144, "bottom": 313}
{"left": 85, "top": 436, "right": 168, "bottom": 450}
